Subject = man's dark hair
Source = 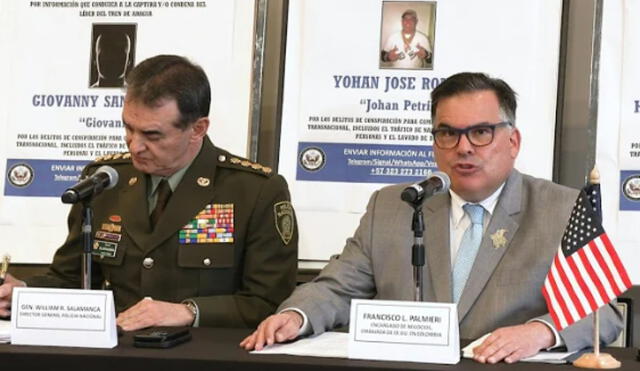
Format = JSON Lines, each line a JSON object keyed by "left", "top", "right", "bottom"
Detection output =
{"left": 125, "top": 55, "right": 210, "bottom": 129}
{"left": 430, "top": 72, "right": 517, "bottom": 125}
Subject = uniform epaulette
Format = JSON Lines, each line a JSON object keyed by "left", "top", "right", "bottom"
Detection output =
{"left": 92, "top": 152, "right": 132, "bottom": 165}
{"left": 216, "top": 153, "right": 273, "bottom": 177}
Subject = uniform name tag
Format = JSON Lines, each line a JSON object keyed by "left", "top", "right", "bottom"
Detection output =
{"left": 11, "top": 287, "right": 117, "bottom": 348}
{"left": 348, "top": 299, "right": 459, "bottom": 364}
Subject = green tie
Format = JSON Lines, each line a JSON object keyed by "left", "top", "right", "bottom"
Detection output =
{"left": 150, "top": 179, "right": 172, "bottom": 227}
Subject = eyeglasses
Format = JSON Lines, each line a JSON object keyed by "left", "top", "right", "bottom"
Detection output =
{"left": 431, "top": 121, "right": 512, "bottom": 149}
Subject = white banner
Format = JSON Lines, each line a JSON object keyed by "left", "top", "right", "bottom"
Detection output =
{"left": 280, "top": 0, "right": 562, "bottom": 260}
{"left": 0, "top": 1, "right": 255, "bottom": 263}
{"left": 597, "top": 0, "right": 640, "bottom": 283}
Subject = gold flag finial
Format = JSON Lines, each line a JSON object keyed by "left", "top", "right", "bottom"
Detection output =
{"left": 589, "top": 167, "right": 600, "bottom": 185}
{"left": 0, "top": 254, "right": 10, "bottom": 282}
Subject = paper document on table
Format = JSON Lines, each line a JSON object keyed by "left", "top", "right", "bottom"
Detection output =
{"left": 251, "top": 331, "right": 348, "bottom": 358}
{"left": 462, "top": 333, "right": 575, "bottom": 364}
{"left": 0, "top": 320, "right": 10, "bottom": 343}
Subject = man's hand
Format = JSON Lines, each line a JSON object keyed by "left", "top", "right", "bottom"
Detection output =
{"left": 416, "top": 43, "right": 430, "bottom": 59}
{"left": 116, "top": 298, "right": 194, "bottom": 331}
{"left": 386, "top": 46, "right": 401, "bottom": 61}
{"left": 239, "top": 311, "right": 303, "bottom": 351}
{"left": 0, "top": 273, "right": 26, "bottom": 317}
{"left": 472, "top": 322, "right": 555, "bottom": 364}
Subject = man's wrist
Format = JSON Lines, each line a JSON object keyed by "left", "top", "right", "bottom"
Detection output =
{"left": 279, "top": 307, "right": 310, "bottom": 336}
{"left": 527, "top": 320, "right": 558, "bottom": 349}
{"left": 182, "top": 300, "right": 199, "bottom": 327}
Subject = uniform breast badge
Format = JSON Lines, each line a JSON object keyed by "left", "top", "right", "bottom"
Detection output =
{"left": 93, "top": 220, "right": 123, "bottom": 258}
{"left": 274, "top": 201, "right": 295, "bottom": 245}
{"left": 196, "top": 177, "right": 210, "bottom": 187}
{"left": 180, "top": 203, "right": 234, "bottom": 244}
{"left": 92, "top": 240, "right": 118, "bottom": 258}
{"left": 490, "top": 229, "right": 508, "bottom": 249}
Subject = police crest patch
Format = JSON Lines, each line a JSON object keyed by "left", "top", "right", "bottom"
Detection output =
{"left": 274, "top": 201, "right": 295, "bottom": 245}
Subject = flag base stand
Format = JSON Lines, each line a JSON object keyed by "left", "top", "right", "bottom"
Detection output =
{"left": 573, "top": 353, "right": 620, "bottom": 369}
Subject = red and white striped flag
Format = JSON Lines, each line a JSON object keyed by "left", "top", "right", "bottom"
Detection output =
{"left": 542, "top": 187, "right": 632, "bottom": 330}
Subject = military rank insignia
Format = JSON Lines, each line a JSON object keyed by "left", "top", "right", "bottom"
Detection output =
{"left": 180, "top": 203, "right": 234, "bottom": 244}
{"left": 274, "top": 201, "right": 295, "bottom": 245}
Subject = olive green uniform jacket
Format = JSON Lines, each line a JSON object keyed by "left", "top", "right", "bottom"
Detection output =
{"left": 27, "top": 137, "right": 298, "bottom": 328}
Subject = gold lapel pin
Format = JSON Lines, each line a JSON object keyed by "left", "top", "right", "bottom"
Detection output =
{"left": 128, "top": 176, "right": 138, "bottom": 186}
{"left": 197, "top": 177, "right": 211, "bottom": 187}
{"left": 490, "top": 229, "right": 508, "bottom": 249}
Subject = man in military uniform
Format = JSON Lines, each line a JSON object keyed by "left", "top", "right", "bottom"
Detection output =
{"left": 0, "top": 55, "right": 298, "bottom": 330}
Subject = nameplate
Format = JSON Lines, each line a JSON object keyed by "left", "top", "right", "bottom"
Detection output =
{"left": 348, "top": 299, "right": 459, "bottom": 364}
{"left": 11, "top": 287, "right": 117, "bottom": 348}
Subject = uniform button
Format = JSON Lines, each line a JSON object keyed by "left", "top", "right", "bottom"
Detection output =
{"left": 203, "top": 258, "right": 212, "bottom": 266}
{"left": 143, "top": 257, "right": 154, "bottom": 269}
{"left": 218, "top": 155, "right": 226, "bottom": 162}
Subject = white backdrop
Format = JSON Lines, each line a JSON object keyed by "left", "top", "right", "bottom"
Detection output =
{"left": 596, "top": 0, "right": 640, "bottom": 283}
{"left": 279, "top": 0, "right": 563, "bottom": 261}
{"left": 0, "top": 1, "right": 255, "bottom": 263}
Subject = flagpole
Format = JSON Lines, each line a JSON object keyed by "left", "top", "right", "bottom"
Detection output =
{"left": 594, "top": 310, "right": 599, "bottom": 357}
{"left": 591, "top": 168, "right": 601, "bottom": 359}
{"left": 574, "top": 167, "right": 619, "bottom": 369}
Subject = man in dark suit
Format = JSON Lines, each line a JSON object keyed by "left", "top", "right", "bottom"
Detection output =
{"left": 240, "top": 73, "right": 622, "bottom": 363}
{"left": 0, "top": 55, "right": 298, "bottom": 330}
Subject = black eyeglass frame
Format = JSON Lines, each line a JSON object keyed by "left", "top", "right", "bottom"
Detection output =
{"left": 431, "top": 121, "right": 513, "bottom": 149}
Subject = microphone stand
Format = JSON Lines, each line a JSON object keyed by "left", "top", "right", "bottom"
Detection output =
{"left": 401, "top": 171, "right": 450, "bottom": 301}
{"left": 408, "top": 201, "right": 425, "bottom": 302}
{"left": 61, "top": 166, "right": 118, "bottom": 290}
{"left": 81, "top": 200, "right": 93, "bottom": 290}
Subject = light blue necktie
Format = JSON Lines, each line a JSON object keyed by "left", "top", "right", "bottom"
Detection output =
{"left": 452, "top": 204, "right": 485, "bottom": 303}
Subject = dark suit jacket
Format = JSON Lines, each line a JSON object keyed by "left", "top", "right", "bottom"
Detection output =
{"left": 279, "top": 170, "right": 622, "bottom": 351}
{"left": 27, "top": 137, "right": 298, "bottom": 328}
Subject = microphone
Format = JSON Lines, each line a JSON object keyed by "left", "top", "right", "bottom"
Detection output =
{"left": 61, "top": 165, "right": 119, "bottom": 204}
{"left": 401, "top": 171, "right": 451, "bottom": 204}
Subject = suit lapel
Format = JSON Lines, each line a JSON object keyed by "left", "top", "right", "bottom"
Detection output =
{"left": 144, "top": 138, "right": 219, "bottom": 253}
{"left": 424, "top": 193, "right": 453, "bottom": 303}
{"left": 120, "top": 169, "right": 152, "bottom": 249}
{"left": 457, "top": 170, "right": 523, "bottom": 320}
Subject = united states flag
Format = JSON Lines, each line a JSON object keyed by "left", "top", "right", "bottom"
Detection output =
{"left": 541, "top": 185, "right": 632, "bottom": 330}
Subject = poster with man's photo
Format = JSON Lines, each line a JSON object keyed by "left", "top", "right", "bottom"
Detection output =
{"left": 279, "top": 0, "right": 563, "bottom": 261}
{"left": 0, "top": 1, "right": 256, "bottom": 263}
{"left": 379, "top": 2, "right": 436, "bottom": 70}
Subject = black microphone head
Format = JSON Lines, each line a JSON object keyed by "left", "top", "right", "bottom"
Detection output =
{"left": 60, "top": 165, "right": 119, "bottom": 204}
{"left": 96, "top": 165, "right": 119, "bottom": 190}
{"left": 401, "top": 186, "right": 420, "bottom": 203}
{"left": 61, "top": 189, "right": 80, "bottom": 204}
{"left": 400, "top": 170, "right": 451, "bottom": 205}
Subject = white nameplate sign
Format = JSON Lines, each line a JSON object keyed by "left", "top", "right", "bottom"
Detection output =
{"left": 348, "top": 299, "right": 459, "bottom": 364}
{"left": 11, "top": 287, "right": 117, "bottom": 348}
